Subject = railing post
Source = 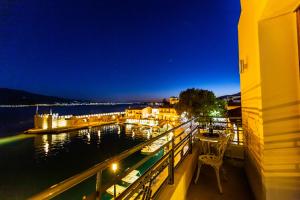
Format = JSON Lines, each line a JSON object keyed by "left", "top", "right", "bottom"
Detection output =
{"left": 189, "top": 120, "right": 193, "bottom": 154}
{"left": 168, "top": 136, "right": 174, "bottom": 185}
{"left": 96, "top": 170, "right": 102, "bottom": 200}
{"left": 237, "top": 128, "right": 240, "bottom": 145}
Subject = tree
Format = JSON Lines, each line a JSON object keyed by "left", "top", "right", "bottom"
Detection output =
{"left": 175, "top": 88, "right": 226, "bottom": 118}
{"left": 210, "top": 98, "right": 227, "bottom": 117}
{"left": 162, "top": 98, "right": 170, "bottom": 106}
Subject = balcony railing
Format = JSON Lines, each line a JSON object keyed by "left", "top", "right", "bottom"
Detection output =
{"left": 198, "top": 116, "right": 243, "bottom": 145}
{"left": 29, "top": 116, "right": 242, "bottom": 200}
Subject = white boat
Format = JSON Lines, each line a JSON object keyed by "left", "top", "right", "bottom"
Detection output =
{"left": 122, "top": 170, "right": 141, "bottom": 184}
{"left": 141, "top": 143, "right": 161, "bottom": 155}
{"left": 106, "top": 184, "right": 127, "bottom": 196}
{"left": 122, "top": 174, "right": 139, "bottom": 184}
{"left": 126, "top": 169, "right": 141, "bottom": 176}
{"left": 156, "top": 137, "right": 168, "bottom": 144}
{"left": 141, "top": 135, "right": 169, "bottom": 155}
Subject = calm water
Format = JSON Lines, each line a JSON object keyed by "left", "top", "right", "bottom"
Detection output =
{"left": 0, "top": 105, "right": 155, "bottom": 200}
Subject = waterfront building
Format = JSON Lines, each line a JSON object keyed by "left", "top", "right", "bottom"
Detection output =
{"left": 125, "top": 106, "right": 179, "bottom": 125}
{"left": 141, "top": 106, "right": 153, "bottom": 118}
{"left": 33, "top": 111, "right": 124, "bottom": 131}
{"left": 169, "top": 96, "right": 179, "bottom": 105}
{"left": 158, "top": 107, "right": 178, "bottom": 122}
{"left": 125, "top": 107, "right": 144, "bottom": 119}
{"left": 34, "top": 112, "right": 72, "bottom": 130}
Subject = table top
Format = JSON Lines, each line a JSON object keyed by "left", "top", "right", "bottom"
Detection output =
{"left": 198, "top": 134, "right": 221, "bottom": 143}
{"left": 197, "top": 130, "right": 226, "bottom": 143}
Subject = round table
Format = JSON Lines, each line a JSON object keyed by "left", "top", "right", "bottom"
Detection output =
{"left": 197, "top": 132, "right": 225, "bottom": 154}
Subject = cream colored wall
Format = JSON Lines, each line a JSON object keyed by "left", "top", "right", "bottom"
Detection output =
{"left": 258, "top": 12, "right": 300, "bottom": 200}
{"left": 239, "top": 1, "right": 265, "bottom": 198}
{"left": 239, "top": 0, "right": 300, "bottom": 199}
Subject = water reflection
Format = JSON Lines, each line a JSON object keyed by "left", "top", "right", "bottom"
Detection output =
{"left": 87, "top": 132, "right": 91, "bottom": 144}
{"left": 33, "top": 124, "right": 151, "bottom": 161}
{"left": 35, "top": 133, "right": 70, "bottom": 159}
{"left": 97, "top": 130, "right": 101, "bottom": 145}
{"left": 43, "top": 140, "right": 49, "bottom": 155}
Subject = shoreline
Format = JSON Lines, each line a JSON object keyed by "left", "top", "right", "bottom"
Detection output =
{"left": 0, "top": 103, "right": 136, "bottom": 108}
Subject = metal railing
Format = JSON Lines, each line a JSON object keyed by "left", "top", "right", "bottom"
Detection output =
{"left": 29, "top": 116, "right": 243, "bottom": 200}
{"left": 197, "top": 116, "right": 243, "bottom": 145}
{"left": 29, "top": 118, "right": 199, "bottom": 200}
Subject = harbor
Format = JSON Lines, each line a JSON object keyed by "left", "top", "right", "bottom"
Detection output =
{"left": 24, "top": 99, "right": 181, "bottom": 135}
{"left": 26, "top": 109, "right": 125, "bottom": 134}
{"left": 0, "top": 102, "right": 183, "bottom": 199}
{"left": 0, "top": 117, "right": 154, "bottom": 199}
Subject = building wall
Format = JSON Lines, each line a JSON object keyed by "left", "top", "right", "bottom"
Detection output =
{"left": 158, "top": 108, "right": 178, "bottom": 121}
{"left": 239, "top": 0, "right": 300, "bottom": 199}
{"left": 34, "top": 115, "right": 49, "bottom": 129}
{"left": 259, "top": 11, "right": 300, "bottom": 200}
{"left": 169, "top": 97, "right": 179, "bottom": 105}
{"left": 125, "top": 109, "right": 143, "bottom": 119}
{"left": 142, "top": 107, "right": 152, "bottom": 118}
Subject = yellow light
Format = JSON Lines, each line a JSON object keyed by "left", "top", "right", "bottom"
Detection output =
{"left": 112, "top": 163, "right": 118, "bottom": 173}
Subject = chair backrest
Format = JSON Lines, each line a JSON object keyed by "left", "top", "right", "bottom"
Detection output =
{"left": 216, "top": 133, "right": 231, "bottom": 161}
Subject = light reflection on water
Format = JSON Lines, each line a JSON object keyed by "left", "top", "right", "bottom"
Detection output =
{"left": 0, "top": 105, "right": 152, "bottom": 199}
{"left": 34, "top": 133, "right": 70, "bottom": 159}
{"left": 0, "top": 123, "right": 151, "bottom": 199}
{"left": 34, "top": 124, "right": 128, "bottom": 160}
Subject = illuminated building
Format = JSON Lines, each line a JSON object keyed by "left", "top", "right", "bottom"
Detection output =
{"left": 125, "top": 106, "right": 179, "bottom": 126}
{"left": 34, "top": 112, "right": 71, "bottom": 130}
{"left": 125, "top": 106, "right": 178, "bottom": 121}
{"left": 239, "top": 0, "right": 300, "bottom": 199}
{"left": 169, "top": 96, "right": 179, "bottom": 105}
{"left": 158, "top": 107, "right": 179, "bottom": 122}
{"left": 33, "top": 111, "right": 124, "bottom": 131}
{"left": 125, "top": 107, "right": 144, "bottom": 119}
{"left": 219, "top": 93, "right": 241, "bottom": 111}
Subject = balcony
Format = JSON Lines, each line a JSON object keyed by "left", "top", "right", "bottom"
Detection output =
{"left": 186, "top": 155, "right": 253, "bottom": 200}
{"left": 29, "top": 117, "right": 251, "bottom": 200}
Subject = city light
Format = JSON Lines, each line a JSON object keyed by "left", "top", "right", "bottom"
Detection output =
{"left": 209, "top": 110, "right": 220, "bottom": 117}
{"left": 112, "top": 163, "right": 118, "bottom": 173}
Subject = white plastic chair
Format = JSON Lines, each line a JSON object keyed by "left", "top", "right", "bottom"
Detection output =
{"left": 194, "top": 134, "right": 231, "bottom": 193}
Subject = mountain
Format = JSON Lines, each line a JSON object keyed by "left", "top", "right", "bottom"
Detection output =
{"left": 218, "top": 92, "right": 241, "bottom": 100}
{"left": 0, "top": 88, "right": 81, "bottom": 105}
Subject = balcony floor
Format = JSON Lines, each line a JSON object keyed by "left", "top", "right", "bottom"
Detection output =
{"left": 186, "top": 159, "right": 254, "bottom": 200}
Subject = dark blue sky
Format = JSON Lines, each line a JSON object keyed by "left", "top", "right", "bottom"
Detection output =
{"left": 1, "top": 0, "right": 241, "bottom": 101}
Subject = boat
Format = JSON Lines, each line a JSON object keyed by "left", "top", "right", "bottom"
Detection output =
{"left": 141, "top": 144, "right": 161, "bottom": 155}
{"left": 122, "top": 170, "right": 141, "bottom": 184}
{"left": 106, "top": 184, "right": 127, "bottom": 197}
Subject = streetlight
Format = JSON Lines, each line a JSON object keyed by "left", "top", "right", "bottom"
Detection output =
{"left": 112, "top": 163, "right": 118, "bottom": 199}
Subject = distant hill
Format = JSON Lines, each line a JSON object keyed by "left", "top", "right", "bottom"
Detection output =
{"left": 0, "top": 88, "right": 81, "bottom": 105}
{"left": 218, "top": 92, "right": 241, "bottom": 100}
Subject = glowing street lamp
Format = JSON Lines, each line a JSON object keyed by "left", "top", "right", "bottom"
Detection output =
{"left": 112, "top": 163, "right": 118, "bottom": 199}
{"left": 112, "top": 163, "right": 118, "bottom": 172}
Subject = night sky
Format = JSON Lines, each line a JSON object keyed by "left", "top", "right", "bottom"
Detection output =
{"left": 1, "top": 0, "right": 241, "bottom": 102}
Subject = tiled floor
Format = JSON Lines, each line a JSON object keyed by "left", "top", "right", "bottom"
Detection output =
{"left": 186, "top": 159, "right": 254, "bottom": 200}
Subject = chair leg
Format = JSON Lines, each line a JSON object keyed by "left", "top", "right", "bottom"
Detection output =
{"left": 221, "top": 166, "right": 228, "bottom": 181}
{"left": 214, "top": 167, "right": 223, "bottom": 193}
{"left": 200, "top": 141, "right": 205, "bottom": 154}
{"left": 194, "top": 161, "right": 202, "bottom": 184}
